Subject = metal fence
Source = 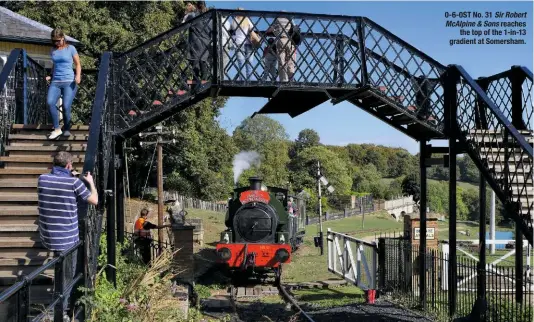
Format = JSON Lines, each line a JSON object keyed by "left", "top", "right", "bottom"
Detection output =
{"left": 122, "top": 230, "right": 174, "bottom": 265}
{"left": 0, "top": 242, "right": 83, "bottom": 322}
{"left": 307, "top": 195, "right": 376, "bottom": 225}
{"left": 378, "top": 237, "right": 534, "bottom": 322}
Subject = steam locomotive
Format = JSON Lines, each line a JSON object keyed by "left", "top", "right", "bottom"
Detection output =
{"left": 216, "top": 177, "right": 306, "bottom": 282}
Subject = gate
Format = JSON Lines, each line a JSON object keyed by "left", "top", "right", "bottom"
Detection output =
{"left": 326, "top": 228, "right": 378, "bottom": 290}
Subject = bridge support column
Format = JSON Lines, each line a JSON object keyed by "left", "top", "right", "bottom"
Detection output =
{"left": 444, "top": 66, "right": 459, "bottom": 318}
{"left": 419, "top": 140, "right": 428, "bottom": 310}
{"left": 475, "top": 173, "right": 488, "bottom": 319}
{"left": 106, "top": 136, "right": 117, "bottom": 286}
{"left": 116, "top": 138, "right": 125, "bottom": 244}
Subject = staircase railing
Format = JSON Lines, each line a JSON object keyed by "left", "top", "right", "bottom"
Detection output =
{"left": 78, "top": 52, "right": 113, "bottom": 316}
{"left": 446, "top": 64, "right": 533, "bottom": 243}
{"left": 479, "top": 66, "right": 533, "bottom": 132}
{"left": 360, "top": 18, "right": 447, "bottom": 132}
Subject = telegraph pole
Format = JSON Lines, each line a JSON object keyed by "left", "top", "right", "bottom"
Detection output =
{"left": 139, "top": 125, "right": 175, "bottom": 254}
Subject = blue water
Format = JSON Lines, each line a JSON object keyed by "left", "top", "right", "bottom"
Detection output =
{"left": 485, "top": 231, "right": 513, "bottom": 250}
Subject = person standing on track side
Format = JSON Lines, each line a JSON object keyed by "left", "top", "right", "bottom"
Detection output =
{"left": 134, "top": 208, "right": 172, "bottom": 265}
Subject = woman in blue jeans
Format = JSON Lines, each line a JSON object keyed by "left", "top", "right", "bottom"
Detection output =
{"left": 46, "top": 28, "right": 82, "bottom": 140}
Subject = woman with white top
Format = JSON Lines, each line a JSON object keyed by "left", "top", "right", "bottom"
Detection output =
{"left": 230, "top": 8, "right": 255, "bottom": 81}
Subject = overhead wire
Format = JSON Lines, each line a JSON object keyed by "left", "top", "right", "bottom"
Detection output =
{"left": 141, "top": 143, "right": 158, "bottom": 201}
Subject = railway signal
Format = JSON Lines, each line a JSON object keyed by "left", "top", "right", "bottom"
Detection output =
{"left": 316, "top": 161, "right": 335, "bottom": 256}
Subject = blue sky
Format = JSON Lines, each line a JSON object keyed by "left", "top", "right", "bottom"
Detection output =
{"left": 208, "top": 1, "right": 533, "bottom": 154}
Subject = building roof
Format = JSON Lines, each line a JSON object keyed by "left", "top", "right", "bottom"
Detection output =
{"left": 0, "top": 6, "right": 80, "bottom": 46}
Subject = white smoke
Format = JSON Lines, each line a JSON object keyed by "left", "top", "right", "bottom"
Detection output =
{"left": 233, "top": 151, "right": 261, "bottom": 184}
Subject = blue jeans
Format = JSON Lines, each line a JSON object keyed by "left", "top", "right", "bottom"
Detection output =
{"left": 236, "top": 44, "right": 254, "bottom": 81}
{"left": 47, "top": 81, "right": 78, "bottom": 131}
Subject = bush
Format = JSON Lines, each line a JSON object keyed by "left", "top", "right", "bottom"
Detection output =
{"left": 77, "top": 235, "right": 186, "bottom": 322}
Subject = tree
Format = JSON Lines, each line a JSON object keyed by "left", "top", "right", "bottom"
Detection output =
{"left": 352, "top": 164, "right": 381, "bottom": 193}
{"left": 295, "top": 129, "right": 320, "bottom": 152}
{"left": 362, "top": 146, "right": 388, "bottom": 175}
{"left": 290, "top": 146, "right": 352, "bottom": 198}
{"left": 458, "top": 155, "right": 479, "bottom": 183}
{"left": 402, "top": 172, "right": 421, "bottom": 202}
{"left": 129, "top": 97, "right": 237, "bottom": 201}
{"left": 387, "top": 150, "right": 417, "bottom": 178}
{"left": 258, "top": 140, "right": 291, "bottom": 188}
{"left": 232, "top": 115, "right": 289, "bottom": 152}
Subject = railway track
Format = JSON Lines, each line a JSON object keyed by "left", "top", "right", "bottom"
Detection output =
{"left": 228, "top": 278, "right": 315, "bottom": 322}
{"left": 277, "top": 283, "right": 315, "bottom": 322}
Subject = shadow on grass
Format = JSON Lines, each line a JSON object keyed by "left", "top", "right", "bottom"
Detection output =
{"left": 309, "top": 301, "right": 432, "bottom": 322}
{"left": 234, "top": 300, "right": 296, "bottom": 322}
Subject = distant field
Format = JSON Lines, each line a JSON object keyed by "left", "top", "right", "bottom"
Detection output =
{"left": 382, "top": 176, "right": 485, "bottom": 192}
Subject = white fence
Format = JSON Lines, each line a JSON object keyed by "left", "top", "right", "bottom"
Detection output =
{"left": 327, "top": 228, "right": 378, "bottom": 290}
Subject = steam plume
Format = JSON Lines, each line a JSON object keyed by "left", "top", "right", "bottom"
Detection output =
{"left": 233, "top": 151, "right": 261, "bottom": 184}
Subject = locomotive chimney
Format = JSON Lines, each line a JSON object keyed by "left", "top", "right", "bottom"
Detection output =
{"left": 249, "top": 177, "right": 262, "bottom": 190}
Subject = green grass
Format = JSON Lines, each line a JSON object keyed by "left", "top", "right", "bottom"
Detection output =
{"left": 309, "top": 210, "right": 404, "bottom": 238}
{"left": 427, "top": 178, "right": 482, "bottom": 191}
{"left": 292, "top": 285, "right": 365, "bottom": 308}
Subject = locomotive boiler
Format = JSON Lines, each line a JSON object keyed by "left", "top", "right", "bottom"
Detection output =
{"left": 216, "top": 177, "right": 306, "bottom": 282}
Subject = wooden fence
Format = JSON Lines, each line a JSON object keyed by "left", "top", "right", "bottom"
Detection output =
{"left": 144, "top": 188, "right": 227, "bottom": 213}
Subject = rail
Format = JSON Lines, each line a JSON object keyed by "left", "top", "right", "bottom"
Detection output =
{"left": 327, "top": 229, "right": 378, "bottom": 290}
{"left": 0, "top": 48, "right": 19, "bottom": 158}
{"left": 278, "top": 283, "right": 315, "bottom": 322}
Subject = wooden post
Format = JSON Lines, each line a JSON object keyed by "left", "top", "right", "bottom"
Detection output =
{"left": 157, "top": 135, "right": 164, "bottom": 254}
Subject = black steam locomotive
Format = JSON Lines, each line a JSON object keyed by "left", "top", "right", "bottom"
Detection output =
{"left": 216, "top": 177, "right": 306, "bottom": 282}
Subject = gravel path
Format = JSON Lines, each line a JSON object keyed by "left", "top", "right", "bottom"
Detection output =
{"left": 305, "top": 299, "right": 432, "bottom": 322}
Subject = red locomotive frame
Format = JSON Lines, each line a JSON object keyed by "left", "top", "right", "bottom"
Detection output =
{"left": 216, "top": 243, "right": 291, "bottom": 268}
